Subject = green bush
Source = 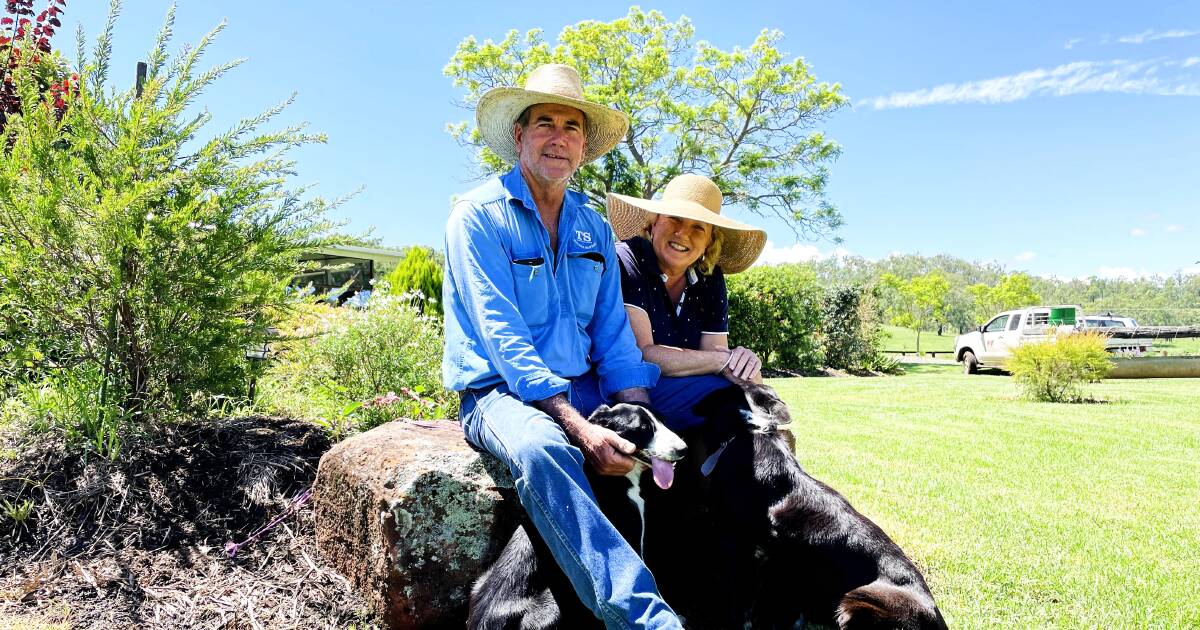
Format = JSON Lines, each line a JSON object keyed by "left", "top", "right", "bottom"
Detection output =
{"left": 0, "top": 2, "right": 336, "bottom": 422}
{"left": 385, "top": 246, "right": 443, "bottom": 317}
{"left": 727, "top": 264, "right": 825, "bottom": 371}
{"left": 820, "top": 285, "right": 887, "bottom": 371}
{"left": 257, "top": 291, "right": 456, "bottom": 439}
{"left": 1007, "top": 331, "right": 1114, "bottom": 402}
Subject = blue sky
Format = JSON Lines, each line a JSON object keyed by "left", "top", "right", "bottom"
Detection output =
{"left": 63, "top": 1, "right": 1200, "bottom": 280}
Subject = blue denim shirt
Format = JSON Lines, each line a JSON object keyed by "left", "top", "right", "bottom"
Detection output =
{"left": 442, "top": 167, "right": 660, "bottom": 402}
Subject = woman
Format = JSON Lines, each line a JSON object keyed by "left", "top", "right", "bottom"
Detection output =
{"left": 609, "top": 174, "right": 768, "bottom": 389}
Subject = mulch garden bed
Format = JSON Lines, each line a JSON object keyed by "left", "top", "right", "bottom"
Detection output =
{"left": 0, "top": 416, "right": 376, "bottom": 629}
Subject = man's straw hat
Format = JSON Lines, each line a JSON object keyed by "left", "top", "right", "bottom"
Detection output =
{"left": 476, "top": 64, "right": 630, "bottom": 166}
{"left": 608, "top": 174, "right": 767, "bottom": 274}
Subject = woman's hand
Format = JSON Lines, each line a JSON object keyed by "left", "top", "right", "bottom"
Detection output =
{"left": 722, "top": 346, "right": 762, "bottom": 383}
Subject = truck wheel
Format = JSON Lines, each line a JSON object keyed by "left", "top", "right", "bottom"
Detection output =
{"left": 962, "top": 350, "right": 979, "bottom": 375}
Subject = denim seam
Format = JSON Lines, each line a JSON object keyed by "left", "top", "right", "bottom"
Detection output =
{"left": 476, "top": 403, "right": 631, "bottom": 630}
{"left": 518, "top": 466, "right": 632, "bottom": 630}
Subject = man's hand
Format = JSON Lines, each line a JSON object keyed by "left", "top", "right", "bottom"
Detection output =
{"left": 723, "top": 346, "right": 763, "bottom": 383}
{"left": 534, "top": 393, "right": 636, "bottom": 476}
{"left": 568, "top": 420, "right": 637, "bottom": 476}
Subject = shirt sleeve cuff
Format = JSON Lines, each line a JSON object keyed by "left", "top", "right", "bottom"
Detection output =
{"left": 599, "top": 362, "right": 661, "bottom": 399}
{"left": 514, "top": 371, "right": 571, "bottom": 403}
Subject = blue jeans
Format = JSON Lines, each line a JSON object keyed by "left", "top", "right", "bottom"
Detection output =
{"left": 459, "top": 372, "right": 731, "bottom": 629}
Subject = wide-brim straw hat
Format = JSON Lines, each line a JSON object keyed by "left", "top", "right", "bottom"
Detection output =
{"left": 476, "top": 64, "right": 630, "bottom": 167}
{"left": 609, "top": 174, "right": 767, "bottom": 274}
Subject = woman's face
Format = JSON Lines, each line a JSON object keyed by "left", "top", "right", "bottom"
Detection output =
{"left": 649, "top": 215, "right": 713, "bottom": 274}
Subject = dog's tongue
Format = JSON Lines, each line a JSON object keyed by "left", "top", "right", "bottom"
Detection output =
{"left": 650, "top": 457, "right": 675, "bottom": 489}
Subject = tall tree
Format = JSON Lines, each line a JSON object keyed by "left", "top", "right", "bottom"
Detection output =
{"left": 445, "top": 7, "right": 848, "bottom": 239}
{"left": 881, "top": 272, "right": 951, "bottom": 355}
{"left": 969, "top": 273, "right": 1042, "bottom": 323}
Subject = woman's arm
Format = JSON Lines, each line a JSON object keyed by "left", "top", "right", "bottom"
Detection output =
{"left": 626, "top": 306, "right": 731, "bottom": 376}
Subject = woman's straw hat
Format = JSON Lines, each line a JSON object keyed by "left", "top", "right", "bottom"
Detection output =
{"left": 608, "top": 174, "right": 767, "bottom": 274}
{"left": 476, "top": 64, "right": 630, "bottom": 166}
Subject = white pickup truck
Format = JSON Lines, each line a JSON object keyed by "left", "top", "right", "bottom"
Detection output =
{"left": 954, "top": 305, "right": 1151, "bottom": 374}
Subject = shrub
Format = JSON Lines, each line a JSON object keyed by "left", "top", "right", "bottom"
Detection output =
{"left": 1007, "top": 330, "right": 1113, "bottom": 402}
{"left": 0, "top": 2, "right": 337, "bottom": 420}
{"left": 727, "top": 264, "right": 824, "bottom": 371}
{"left": 385, "top": 246, "right": 443, "bottom": 317}
{"left": 257, "top": 290, "right": 456, "bottom": 439}
{"left": 820, "top": 285, "right": 887, "bottom": 371}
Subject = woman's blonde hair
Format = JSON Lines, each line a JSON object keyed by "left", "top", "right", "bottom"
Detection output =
{"left": 643, "top": 215, "right": 724, "bottom": 275}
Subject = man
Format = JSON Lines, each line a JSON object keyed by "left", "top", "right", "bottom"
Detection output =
{"left": 443, "top": 64, "right": 681, "bottom": 628}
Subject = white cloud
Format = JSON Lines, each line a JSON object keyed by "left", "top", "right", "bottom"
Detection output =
{"left": 1183, "top": 265, "right": 1200, "bottom": 276}
{"left": 1166, "top": 224, "right": 1185, "bottom": 233}
{"left": 1143, "top": 211, "right": 1161, "bottom": 221}
{"left": 1185, "top": 57, "right": 1200, "bottom": 68}
{"left": 1014, "top": 251, "right": 1037, "bottom": 262}
{"left": 1064, "top": 37, "right": 1083, "bottom": 50}
{"left": 754, "top": 241, "right": 849, "bottom": 266}
{"left": 1130, "top": 228, "right": 1148, "bottom": 237}
{"left": 1117, "top": 29, "right": 1200, "bottom": 44}
{"left": 859, "top": 58, "right": 1200, "bottom": 109}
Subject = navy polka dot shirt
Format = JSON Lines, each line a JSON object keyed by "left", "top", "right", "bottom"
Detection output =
{"left": 616, "top": 236, "right": 728, "bottom": 350}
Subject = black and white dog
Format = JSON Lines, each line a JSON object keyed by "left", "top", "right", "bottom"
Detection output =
{"left": 468, "top": 403, "right": 688, "bottom": 630}
{"left": 674, "top": 384, "right": 948, "bottom": 630}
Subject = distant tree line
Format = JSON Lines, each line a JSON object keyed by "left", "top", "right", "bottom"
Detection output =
{"left": 805, "top": 254, "right": 1200, "bottom": 330}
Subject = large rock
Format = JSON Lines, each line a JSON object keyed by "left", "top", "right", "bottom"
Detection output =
{"left": 314, "top": 420, "right": 521, "bottom": 628}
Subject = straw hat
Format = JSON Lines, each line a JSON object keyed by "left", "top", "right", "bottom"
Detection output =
{"left": 476, "top": 64, "right": 630, "bottom": 167}
{"left": 609, "top": 174, "right": 767, "bottom": 274}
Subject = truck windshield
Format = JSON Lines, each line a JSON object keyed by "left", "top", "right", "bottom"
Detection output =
{"left": 985, "top": 315, "right": 1010, "bottom": 333}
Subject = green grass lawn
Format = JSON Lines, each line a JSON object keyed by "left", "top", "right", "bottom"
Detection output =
{"left": 880, "top": 324, "right": 957, "bottom": 354}
{"left": 1152, "top": 336, "right": 1200, "bottom": 356}
{"left": 768, "top": 370, "right": 1200, "bottom": 628}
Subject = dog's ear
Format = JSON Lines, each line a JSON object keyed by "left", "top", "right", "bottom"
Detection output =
{"left": 742, "top": 384, "right": 792, "bottom": 430}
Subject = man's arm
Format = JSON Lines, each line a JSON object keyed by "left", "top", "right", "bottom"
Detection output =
{"left": 586, "top": 231, "right": 661, "bottom": 398}
{"left": 533, "top": 393, "right": 636, "bottom": 475}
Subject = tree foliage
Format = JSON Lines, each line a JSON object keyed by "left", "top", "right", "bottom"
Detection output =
{"left": 808, "top": 253, "right": 1198, "bottom": 330}
{"left": 968, "top": 273, "right": 1041, "bottom": 325}
{"left": 0, "top": 1, "right": 337, "bottom": 415}
{"left": 1, "top": 0, "right": 71, "bottom": 132}
{"left": 880, "top": 271, "right": 951, "bottom": 354}
{"left": 445, "top": 7, "right": 848, "bottom": 239}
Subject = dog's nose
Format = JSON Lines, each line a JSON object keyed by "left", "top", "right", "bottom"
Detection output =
{"left": 646, "top": 424, "right": 688, "bottom": 462}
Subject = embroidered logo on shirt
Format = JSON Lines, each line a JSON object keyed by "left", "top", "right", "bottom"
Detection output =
{"left": 575, "top": 230, "right": 593, "bottom": 245}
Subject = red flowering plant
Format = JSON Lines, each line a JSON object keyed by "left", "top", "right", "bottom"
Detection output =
{"left": 1, "top": 0, "right": 69, "bottom": 132}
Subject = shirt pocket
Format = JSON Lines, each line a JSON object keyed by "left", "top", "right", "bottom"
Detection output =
{"left": 511, "top": 254, "right": 551, "bottom": 326}
{"left": 566, "top": 250, "right": 605, "bottom": 327}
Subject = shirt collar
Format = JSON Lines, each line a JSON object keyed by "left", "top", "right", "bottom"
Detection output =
{"left": 660, "top": 267, "right": 700, "bottom": 285}
{"left": 500, "top": 166, "right": 587, "bottom": 217}
{"left": 500, "top": 166, "right": 538, "bottom": 213}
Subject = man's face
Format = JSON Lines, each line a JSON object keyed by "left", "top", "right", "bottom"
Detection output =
{"left": 513, "top": 103, "right": 586, "bottom": 187}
